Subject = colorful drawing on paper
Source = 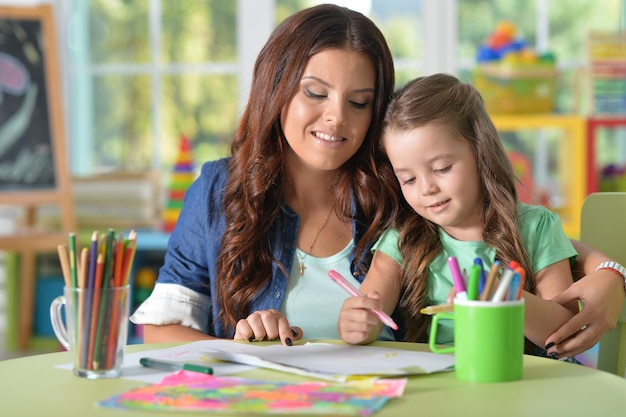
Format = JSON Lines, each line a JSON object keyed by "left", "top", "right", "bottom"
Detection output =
{"left": 98, "top": 370, "right": 406, "bottom": 415}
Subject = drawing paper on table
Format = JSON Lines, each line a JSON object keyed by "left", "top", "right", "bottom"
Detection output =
{"left": 192, "top": 340, "right": 455, "bottom": 381}
{"left": 99, "top": 370, "right": 408, "bottom": 415}
{"left": 56, "top": 340, "right": 454, "bottom": 383}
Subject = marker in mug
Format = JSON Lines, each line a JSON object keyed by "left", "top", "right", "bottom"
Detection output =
{"left": 140, "top": 357, "right": 213, "bottom": 374}
{"left": 328, "top": 270, "right": 398, "bottom": 330}
{"left": 491, "top": 266, "right": 515, "bottom": 302}
{"left": 447, "top": 256, "right": 467, "bottom": 301}
{"left": 507, "top": 272, "right": 521, "bottom": 301}
{"left": 473, "top": 257, "right": 486, "bottom": 294}
{"left": 467, "top": 264, "right": 482, "bottom": 301}
{"left": 513, "top": 267, "right": 526, "bottom": 300}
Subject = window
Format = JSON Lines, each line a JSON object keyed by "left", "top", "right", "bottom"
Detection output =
{"left": 64, "top": 0, "right": 238, "bottom": 175}
{"left": 61, "top": 0, "right": 622, "bottom": 176}
{"left": 61, "top": 0, "right": 423, "bottom": 176}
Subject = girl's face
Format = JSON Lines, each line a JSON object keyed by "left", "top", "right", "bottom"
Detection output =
{"left": 280, "top": 48, "right": 376, "bottom": 172}
{"left": 385, "top": 123, "right": 484, "bottom": 241}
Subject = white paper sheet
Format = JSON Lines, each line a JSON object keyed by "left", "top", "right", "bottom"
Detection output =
{"left": 189, "top": 340, "right": 455, "bottom": 382}
{"left": 55, "top": 340, "right": 455, "bottom": 383}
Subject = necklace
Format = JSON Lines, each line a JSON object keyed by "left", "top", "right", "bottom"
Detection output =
{"left": 297, "top": 207, "right": 333, "bottom": 276}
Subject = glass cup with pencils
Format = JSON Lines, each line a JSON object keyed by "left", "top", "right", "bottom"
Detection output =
{"left": 50, "top": 229, "right": 136, "bottom": 379}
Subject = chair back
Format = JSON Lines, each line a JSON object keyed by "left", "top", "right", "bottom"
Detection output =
{"left": 580, "top": 192, "right": 626, "bottom": 376}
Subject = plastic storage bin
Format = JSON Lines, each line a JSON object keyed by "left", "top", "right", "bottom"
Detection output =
{"left": 473, "top": 64, "right": 557, "bottom": 114}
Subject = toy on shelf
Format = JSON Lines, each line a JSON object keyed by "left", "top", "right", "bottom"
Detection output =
{"left": 600, "top": 164, "right": 626, "bottom": 191}
{"left": 474, "top": 21, "right": 558, "bottom": 114}
{"left": 587, "top": 32, "right": 626, "bottom": 115}
{"left": 162, "top": 135, "right": 196, "bottom": 233}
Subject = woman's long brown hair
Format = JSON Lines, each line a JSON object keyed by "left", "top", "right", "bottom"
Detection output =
{"left": 215, "top": 4, "right": 396, "bottom": 334}
{"left": 381, "top": 74, "right": 535, "bottom": 343}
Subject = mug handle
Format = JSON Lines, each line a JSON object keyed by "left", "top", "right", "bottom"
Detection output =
{"left": 50, "top": 295, "right": 71, "bottom": 350}
{"left": 429, "top": 312, "right": 455, "bottom": 353}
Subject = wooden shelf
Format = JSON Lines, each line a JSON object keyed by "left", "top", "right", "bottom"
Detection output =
{"left": 490, "top": 114, "right": 587, "bottom": 238}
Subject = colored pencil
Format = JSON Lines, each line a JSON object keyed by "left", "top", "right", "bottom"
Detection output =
{"left": 93, "top": 229, "right": 115, "bottom": 370}
{"left": 88, "top": 253, "right": 104, "bottom": 370}
{"left": 56, "top": 244, "right": 71, "bottom": 288}
{"left": 120, "top": 230, "right": 137, "bottom": 286}
{"left": 77, "top": 247, "right": 89, "bottom": 363}
{"left": 68, "top": 232, "right": 78, "bottom": 288}
{"left": 79, "top": 247, "right": 89, "bottom": 288}
{"left": 106, "top": 232, "right": 126, "bottom": 369}
{"left": 67, "top": 233, "right": 80, "bottom": 344}
{"left": 113, "top": 232, "right": 125, "bottom": 287}
{"left": 86, "top": 231, "right": 99, "bottom": 289}
{"left": 480, "top": 261, "right": 501, "bottom": 301}
{"left": 81, "top": 231, "right": 99, "bottom": 369}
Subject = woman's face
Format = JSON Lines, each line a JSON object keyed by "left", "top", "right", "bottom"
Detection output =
{"left": 280, "top": 48, "right": 376, "bottom": 172}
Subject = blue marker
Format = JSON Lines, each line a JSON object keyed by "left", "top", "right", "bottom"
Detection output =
{"left": 507, "top": 272, "right": 521, "bottom": 301}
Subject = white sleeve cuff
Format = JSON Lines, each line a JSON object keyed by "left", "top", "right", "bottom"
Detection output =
{"left": 129, "top": 283, "right": 211, "bottom": 332}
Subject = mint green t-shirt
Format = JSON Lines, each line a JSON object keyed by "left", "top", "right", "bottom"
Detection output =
{"left": 373, "top": 203, "right": 577, "bottom": 344}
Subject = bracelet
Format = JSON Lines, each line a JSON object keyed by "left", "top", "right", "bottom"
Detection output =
{"left": 595, "top": 261, "right": 626, "bottom": 292}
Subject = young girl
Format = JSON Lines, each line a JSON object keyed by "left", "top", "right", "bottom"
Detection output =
{"left": 338, "top": 73, "right": 579, "bottom": 358}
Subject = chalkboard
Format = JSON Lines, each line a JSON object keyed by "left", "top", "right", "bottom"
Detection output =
{"left": 0, "top": 4, "right": 69, "bottom": 201}
{"left": 0, "top": 5, "right": 75, "bottom": 352}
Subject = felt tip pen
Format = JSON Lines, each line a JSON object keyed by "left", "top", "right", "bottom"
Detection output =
{"left": 447, "top": 257, "right": 467, "bottom": 300}
{"left": 467, "top": 264, "right": 482, "bottom": 301}
{"left": 328, "top": 270, "right": 399, "bottom": 330}
{"left": 473, "top": 257, "right": 486, "bottom": 294}
{"left": 507, "top": 272, "right": 521, "bottom": 301}
{"left": 140, "top": 357, "right": 213, "bottom": 374}
{"left": 491, "top": 267, "right": 515, "bottom": 302}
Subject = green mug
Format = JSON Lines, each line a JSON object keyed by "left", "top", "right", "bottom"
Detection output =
{"left": 429, "top": 299, "right": 524, "bottom": 383}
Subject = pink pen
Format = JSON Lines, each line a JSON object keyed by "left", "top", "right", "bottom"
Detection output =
{"left": 447, "top": 256, "right": 468, "bottom": 301}
{"left": 328, "top": 270, "right": 399, "bottom": 330}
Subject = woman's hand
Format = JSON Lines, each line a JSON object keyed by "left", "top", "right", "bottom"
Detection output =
{"left": 233, "top": 309, "right": 302, "bottom": 346}
{"left": 546, "top": 269, "right": 625, "bottom": 358}
{"left": 337, "top": 292, "right": 384, "bottom": 345}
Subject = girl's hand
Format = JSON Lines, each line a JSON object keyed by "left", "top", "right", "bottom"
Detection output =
{"left": 337, "top": 292, "right": 384, "bottom": 345}
{"left": 546, "top": 270, "right": 625, "bottom": 358}
{"left": 234, "top": 309, "right": 302, "bottom": 346}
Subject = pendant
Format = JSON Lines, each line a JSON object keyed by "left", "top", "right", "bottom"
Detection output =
{"left": 299, "top": 261, "right": 305, "bottom": 276}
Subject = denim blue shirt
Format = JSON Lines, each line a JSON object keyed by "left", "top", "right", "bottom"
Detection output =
{"left": 152, "top": 157, "right": 372, "bottom": 338}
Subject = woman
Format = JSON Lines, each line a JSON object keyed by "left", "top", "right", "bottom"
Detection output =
{"left": 131, "top": 4, "right": 397, "bottom": 345}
